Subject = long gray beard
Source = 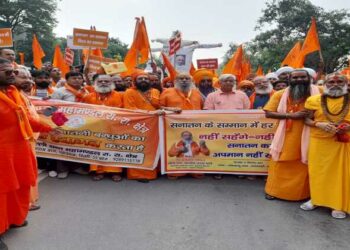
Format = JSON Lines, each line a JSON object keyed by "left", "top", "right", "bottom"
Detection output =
{"left": 175, "top": 82, "right": 193, "bottom": 92}
{"left": 324, "top": 85, "right": 348, "bottom": 97}
{"left": 94, "top": 83, "right": 115, "bottom": 94}
{"left": 290, "top": 84, "right": 310, "bottom": 100}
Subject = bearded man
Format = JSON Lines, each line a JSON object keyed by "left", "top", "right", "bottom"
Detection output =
{"left": 32, "top": 70, "right": 55, "bottom": 98}
{"left": 249, "top": 76, "right": 275, "bottom": 109}
{"left": 111, "top": 75, "right": 127, "bottom": 92}
{"left": 264, "top": 69, "right": 320, "bottom": 201}
{"left": 0, "top": 58, "right": 52, "bottom": 250}
{"left": 83, "top": 74, "right": 124, "bottom": 182}
{"left": 160, "top": 72, "right": 204, "bottom": 179}
{"left": 301, "top": 73, "right": 350, "bottom": 219}
{"left": 123, "top": 72, "right": 161, "bottom": 182}
{"left": 192, "top": 69, "right": 216, "bottom": 101}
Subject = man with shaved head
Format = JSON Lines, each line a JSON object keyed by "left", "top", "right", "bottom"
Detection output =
{"left": 301, "top": 73, "right": 350, "bottom": 219}
{"left": 264, "top": 69, "right": 321, "bottom": 201}
{"left": 249, "top": 76, "right": 275, "bottom": 109}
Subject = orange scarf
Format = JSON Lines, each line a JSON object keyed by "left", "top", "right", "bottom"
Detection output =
{"left": 0, "top": 86, "right": 34, "bottom": 140}
{"left": 65, "top": 84, "right": 88, "bottom": 102}
{"left": 175, "top": 88, "right": 193, "bottom": 109}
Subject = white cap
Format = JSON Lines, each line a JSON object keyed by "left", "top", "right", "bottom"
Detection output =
{"left": 276, "top": 66, "right": 294, "bottom": 76}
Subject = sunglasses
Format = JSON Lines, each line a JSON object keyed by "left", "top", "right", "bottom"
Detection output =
{"left": 1, "top": 69, "right": 19, "bottom": 76}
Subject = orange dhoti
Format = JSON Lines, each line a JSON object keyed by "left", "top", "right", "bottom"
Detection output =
{"left": 0, "top": 186, "right": 31, "bottom": 234}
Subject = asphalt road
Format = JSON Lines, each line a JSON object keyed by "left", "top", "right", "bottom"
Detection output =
{"left": 3, "top": 175, "right": 350, "bottom": 250}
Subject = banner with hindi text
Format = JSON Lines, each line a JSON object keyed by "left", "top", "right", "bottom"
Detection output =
{"left": 32, "top": 99, "right": 160, "bottom": 170}
{"left": 160, "top": 110, "right": 278, "bottom": 175}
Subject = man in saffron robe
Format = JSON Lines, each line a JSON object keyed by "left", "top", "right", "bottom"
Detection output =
{"left": 160, "top": 72, "right": 204, "bottom": 179}
{"left": 83, "top": 74, "right": 124, "bottom": 182}
{"left": 0, "top": 58, "right": 52, "bottom": 250}
{"left": 301, "top": 73, "right": 350, "bottom": 219}
{"left": 264, "top": 69, "right": 320, "bottom": 201}
{"left": 123, "top": 72, "right": 161, "bottom": 182}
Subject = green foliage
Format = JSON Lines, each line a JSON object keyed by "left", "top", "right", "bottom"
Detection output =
{"left": 103, "top": 38, "right": 128, "bottom": 61}
{"left": 0, "top": 0, "right": 58, "bottom": 66}
{"left": 223, "top": 0, "right": 350, "bottom": 73}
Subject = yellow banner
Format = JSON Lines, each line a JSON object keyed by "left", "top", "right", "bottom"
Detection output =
{"left": 161, "top": 110, "right": 278, "bottom": 175}
{"left": 32, "top": 99, "right": 160, "bottom": 170}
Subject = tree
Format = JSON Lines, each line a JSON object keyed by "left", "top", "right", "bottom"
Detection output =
{"left": 103, "top": 38, "right": 128, "bottom": 61}
{"left": 223, "top": 0, "right": 350, "bottom": 73}
{"left": 0, "top": 0, "right": 58, "bottom": 65}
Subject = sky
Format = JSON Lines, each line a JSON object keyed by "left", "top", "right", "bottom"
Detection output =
{"left": 54, "top": 0, "right": 350, "bottom": 63}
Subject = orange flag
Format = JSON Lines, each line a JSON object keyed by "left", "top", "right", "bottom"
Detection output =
{"left": 240, "top": 56, "right": 251, "bottom": 81}
{"left": 124, "top": 17, "right": 151, "bottom": 73}
{"left": 295, "top": 17, "right": 321, "bottom": 67}
{"left": 222, "top": 45, "right": 243, "bottom": 79}
{"left": 161, "top": 52, "right": 177, "bottom": 81}
{"left": 32, "top": 34, "right": 45, "bottom": 69}
{"left": 281, "top": 41, "right": 302, "bottom": 68}
{"left": 52, "top": 45, "right": 70, "bottom": 77}
{"left": 18, "top": 52, "right": 25, "bottom": 65}
{"left": 256, "top": 65, "right": 264, "bottom": 76}
{"left": 82, "top": 48, "right": 104, "bottom": 63}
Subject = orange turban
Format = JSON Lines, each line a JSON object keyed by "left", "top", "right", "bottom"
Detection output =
{"left": 238, "top": 80, "right": 254, "bottom": 89}
{"left": 131, "top": 69, "right": 148, "bottom": 81}
{"left": 192, "top": 68, "right": 214, "bottom": 85}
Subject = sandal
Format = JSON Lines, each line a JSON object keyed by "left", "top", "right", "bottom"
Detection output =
{"left": 29, "top": 204, "right": 41, "bottom": 211}
{"left": 331, "top": 210, "right": 347, "bottom": 219}
{"left": 300, "top": 200, "right": 317, "bottom": 211}
{"left": 111, "top": 174, "right": 122, "bottom": 182}
{"left": 92, "top": 174, "right": 104, "bottom": 181}
{"left": 265, "top": 194, "right": 275, "bottom": 200}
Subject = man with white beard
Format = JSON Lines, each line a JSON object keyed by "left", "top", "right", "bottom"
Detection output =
{"left": 264, "top": 69, "right": 320, "bottom": 201}
{"left": 83, "top": 74, "right": 124, "bottom": 182}
{"left": 301, "top": 73, "right": 350, "bottom": 219}
{"left": 249, "top": 76, "right": 275, "bottom": 109}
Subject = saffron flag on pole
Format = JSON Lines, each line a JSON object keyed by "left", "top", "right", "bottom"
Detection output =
{"left": 32, "top": 34, "right": 45, "bottom": 69}
{"left": 222, "top": 45, "right": 243, "bottom": 80}
{"left": 281, "top": 41, "right": 302, "bottom": 68}
{"left": 52, "top": 45, "right": 70, "bottom": 77}
{"left": 124, "top": 17, "right": 151, "bottom": 74}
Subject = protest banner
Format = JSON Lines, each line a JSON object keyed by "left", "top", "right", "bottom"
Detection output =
{"left": 0, "top": 28, "right": 13, "bottom": 48}
{"left": 73, "top": 28, "right": 109, "bottom": 48}
{"left": 160, "top": 110, "right": 278, "bottom": 175}
{"left": 67, "top": 35, "right": 86, "bottom": 50}
{"left": 86, "top": 55, "right": 116, "bottom": 73}
{"left": 196, "top": 58, "right": 218, "bottom": 69}
{"left": 32, "top": 99, "right": 160, "bottom": 170}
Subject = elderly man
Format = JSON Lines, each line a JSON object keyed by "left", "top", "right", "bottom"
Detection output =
{"left": 83, "top": 74, "right": 124, "bottom": 182}
{"left": 32, "top": 70, "right": 55, "bottom": 98}
{"left": 264, "top": 69, "right": 320, "bottom": 201}
{"left": 249, "top": 76, "right": 275, "bottom": 109}
{"left": 0, "top": 58, "right": 52, "bottom": 250}
{"left": 204, "top": 74, "right": 250, "bottom": 179}
{"left": 168, "top": 131, "right": 209, "bottom": 157}
{"left": 237, "top": 80, "right": 255, "bottom": 97}
{"left": 301, "top": 73, "right": 350, "bottom": 219}
{"left": 123, "top": 71, "right": 161, "bottom": 182}
{"left": 160, "top": 72, "right": 204, "bottom": 179}
{"left": 193, "top": 69, "right": 216, "bottom": 100}
{"left": 204, "top": 74, "right": 250, "bottom": 110}
{"left": 276, "top": 66, "right": 294, "bottom": 81}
